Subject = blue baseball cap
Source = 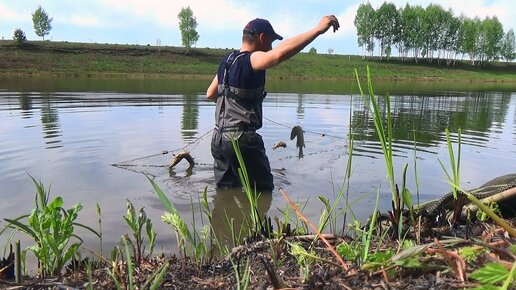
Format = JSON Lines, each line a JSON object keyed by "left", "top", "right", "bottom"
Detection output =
{"left": 243, "top": 18, "right": 283, "bottom": 41}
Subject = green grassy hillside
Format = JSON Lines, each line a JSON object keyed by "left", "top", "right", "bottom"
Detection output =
{"left": 1, "top": 40, "right": 515, "bottom": 82}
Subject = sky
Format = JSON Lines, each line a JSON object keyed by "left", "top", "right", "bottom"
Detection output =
{"left": 0, "top": 0, "right": 515, "bottom": 55}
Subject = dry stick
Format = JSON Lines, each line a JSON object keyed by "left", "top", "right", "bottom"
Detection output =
{"left": 279, "top": 189, "right": 349, "bottom": 271}
{"left": 453, "top": 185, "right": 516, "bottom": 238}
{"left": 474, "top": 240, "right": 516, "bottom": 261}
{"left": 381, "top": 266, "right": 389, "bottom": 282}
{"left": 465, "top": 186, "right": 516, "bottom": 213}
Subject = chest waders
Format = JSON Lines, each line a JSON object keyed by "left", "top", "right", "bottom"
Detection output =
{"left": 211, "top": 51, "right": 274, "bottom": 190}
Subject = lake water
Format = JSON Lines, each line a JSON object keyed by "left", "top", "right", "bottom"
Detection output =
{"left": 1, "top": 77, "right": 516, "bottom": 256}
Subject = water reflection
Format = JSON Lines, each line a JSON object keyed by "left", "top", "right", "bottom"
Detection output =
{"left": 19, "top": 93, "right": 33, "bottom": 119}
{"left": 40, "top": 94, "right": 62, "bottom": 149}
{"left": 351, "top": 92, "right": 511, "bottom": 151}
{"left": 296, "top": 94, "right": 304, "bottom": 118}
{"left": 210, "top": 187, "right": 272, "bottom": 248}
{"left": 181, "top": 94, "right": 199, "bottom": 140}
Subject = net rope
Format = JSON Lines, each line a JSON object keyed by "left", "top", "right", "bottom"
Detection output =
{"left": 111, "top": 117, "right": 348, "bottom": 178}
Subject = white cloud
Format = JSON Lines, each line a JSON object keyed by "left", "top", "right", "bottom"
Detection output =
{"left": 61, "top": 15, "right": 104, "bottom": 27}
{"left": 267, "top": 13, "right": 300, "bottom": 39}
{"left": 328, "top": 4, "right": 360, "bottom": 39}
{"left": 0, "top": 3, "right": 27, "bottom": 21}
{"left": 99, "top": 0, "right": 256, "bottom": 30}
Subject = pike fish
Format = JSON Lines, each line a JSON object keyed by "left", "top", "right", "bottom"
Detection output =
{"left": 290, "top": 125, "right": 305, "bottom": 158}
{"left": 168, "top": 151, "right": 195, "bottom": 169}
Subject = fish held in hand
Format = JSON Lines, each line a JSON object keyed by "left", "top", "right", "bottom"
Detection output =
{"left": 290, "top": 126, "right": 305, "bottom": 149}
{"left": 272, "top": 141, "right": 287, "bottom": 150}
{"left": 168, "top": 151, "right": 195, "bottom": 169}
{"left": 290, "top": 125, "right": 305, "bottom": 158}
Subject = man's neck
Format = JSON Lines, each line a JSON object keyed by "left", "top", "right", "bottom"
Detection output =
{"left": 240, "top": 43, "right": 255, "bottom": 53}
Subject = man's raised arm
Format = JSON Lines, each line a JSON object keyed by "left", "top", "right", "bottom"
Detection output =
{"left": 250, "top": 15, "right": 340, "bottom": 71}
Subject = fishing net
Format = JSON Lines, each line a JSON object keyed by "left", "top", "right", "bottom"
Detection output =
{"left": 111, "top": 120, "right": 349, "bottom": 198}
{"left": 111, "top": 129, "right": 216, "bottom": 198}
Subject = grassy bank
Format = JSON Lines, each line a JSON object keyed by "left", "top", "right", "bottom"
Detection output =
{"left": 1, "top": 40, "right": 515, "bottom": 82}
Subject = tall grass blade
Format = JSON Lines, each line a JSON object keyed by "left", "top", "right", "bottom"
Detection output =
{"left": 357, "top": 67, "right": 398, "bottom": 209}
{"left": 413, "top": 129, "right": 421, "bottom": 207}
{"left": 147, "top": 175, "right": 175, "bottom": 213}
{"left": 229, "top": 137, "right": 262, "bottom": 234}
{"left": 149, "top": 261, "right": 169, "bottom": 290}
{"left": 363, "top": 187, "right": 380, "bottom": 261}
{"left": 3, "top": 219, "right": 37, "bottom": 238}
{"left": 121, "top": 236, "right": 134, "bottom": 289}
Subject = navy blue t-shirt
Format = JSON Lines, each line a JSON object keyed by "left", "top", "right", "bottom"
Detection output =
{"left": 217, "top": 51, "right": 265, "bottom": 89}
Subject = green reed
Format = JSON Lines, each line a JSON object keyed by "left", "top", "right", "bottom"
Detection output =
{"left": 355, "top": 66, "right": 413, "bottom": 239}
{"left": 230, "top": 257, "right": 252, "bottom": 290}
{"left": 437, "top": 128, "right": 466, "bottom": 224}
{"left": 355, "top": 67, "right": 396, "bottom": 205}
{"left": 229, "top": 136, "right": 263, "bottom": 235}
{"left": 317, "top": 125, "right": 355, "bottom": 235}
{"left": 149, "top": 176, "right": 212, "bottom": 262}
{"left": 438, "top": 128, "right": 462, "bottom": 200}
{"left": 96, "top": 203, "right": 103, "bottom": 255}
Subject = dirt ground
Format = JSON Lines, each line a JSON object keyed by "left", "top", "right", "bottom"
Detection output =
{"left": 1, "top": 216, "right": 515, "bottom": 290}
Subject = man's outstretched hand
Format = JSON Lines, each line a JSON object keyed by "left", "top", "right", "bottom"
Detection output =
{"left": 318, "top": 15, "right": 340, "bottom": 34}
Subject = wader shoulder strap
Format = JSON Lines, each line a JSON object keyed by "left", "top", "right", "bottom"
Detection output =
{"left": 220, "top": 51, "right": 247, "bottom": 95}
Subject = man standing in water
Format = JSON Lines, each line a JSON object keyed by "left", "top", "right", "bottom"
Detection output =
{"left": 207, "top": 15, "right": 340, "bottom": 190}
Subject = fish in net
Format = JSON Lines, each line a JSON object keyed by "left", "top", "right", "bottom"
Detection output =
{"left": 111, "top": 129, "right": 214, "bottom": 179}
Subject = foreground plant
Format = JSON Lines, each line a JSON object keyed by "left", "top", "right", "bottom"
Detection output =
{"left": 438, "top": 128, "right": 464, "bottom": 224}
{"left": 123, "top": 200, "right": 157, "bottom": 265}
{"left": 230, "top": 256, "right": 252, "bottom": 290}
{"left": 149, "top": 177, "right": 211, "bottom": 262}
{"left": 1, "top": 176, "right": 99, "bottom": 277}
{"left": 108, "top": 235, "right": 169, "bottom": 290}
{"left": 229, "top": 137, "right": 266, "bottom": 237}
{"left": 355, "top": 66, "right": 413, "bottom": 239}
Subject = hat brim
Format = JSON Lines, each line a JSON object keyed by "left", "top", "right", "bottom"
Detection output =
{"left": 273, "top": 33, "right": 283, "bottom": 41}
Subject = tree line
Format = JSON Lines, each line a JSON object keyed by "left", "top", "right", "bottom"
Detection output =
{"left": 354, "top": 2, "right": 516, "bottom": 66}
{"left": 11, "top": 5, "right": 200, "bottom": 54}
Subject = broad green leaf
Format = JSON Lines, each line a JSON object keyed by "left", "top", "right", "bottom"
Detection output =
{"left": 368, "top": 250, "right": 394, "bottom": 263}
{"left": 402, "top": 188, "right": 413, "bottom": 210}
{"left": 395, "top": 257, "right": 423, "bottom": 268}
{"left": 337, "top": 242, "right": 358, "bottom": 261}
{"left": 4, "top": 218, "right": 38, "bottom": 239}
{"left": 73, "top": 222, "right": 100, "bottom": 238}
{"left": 48, "top": 196, "right": 64, "bottom": 211}
{"left": 63, "top": 243, "right": 81, "bottom": 265}
{"left": 459, "top": 246, "right": 486, "bottom": 263}
{"left": 470, "top": 263, "right": 510, "bottom": 285}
